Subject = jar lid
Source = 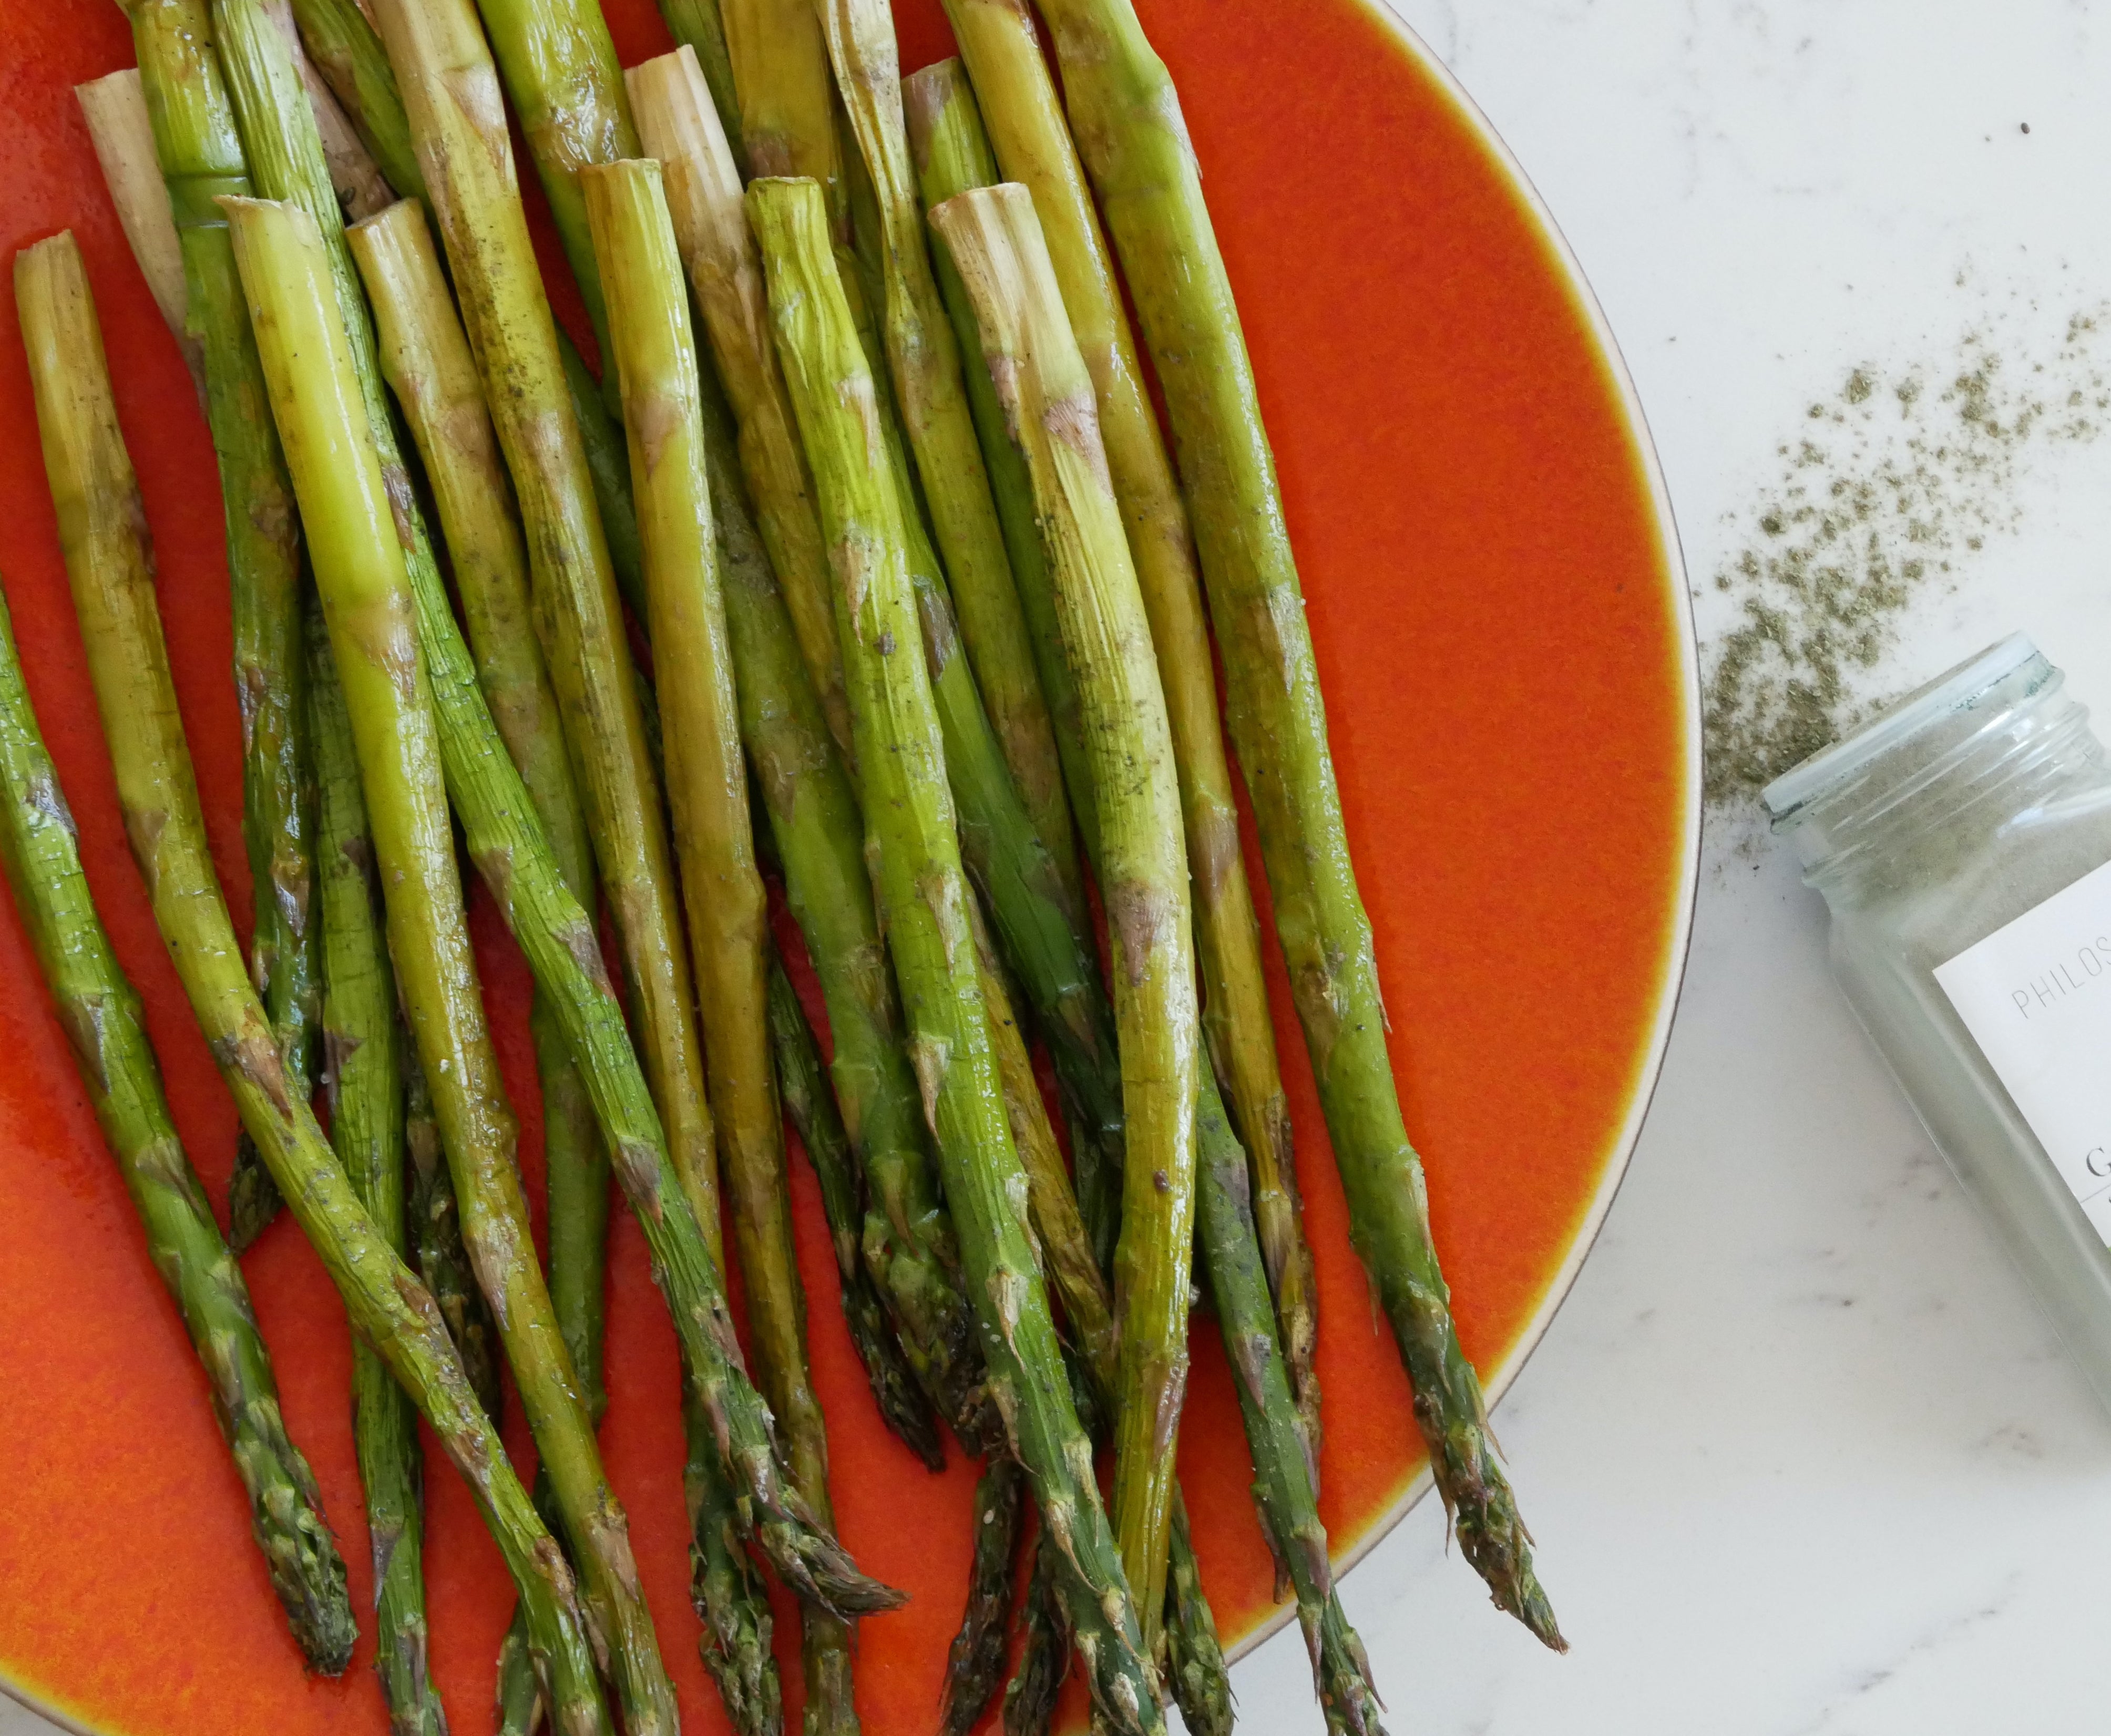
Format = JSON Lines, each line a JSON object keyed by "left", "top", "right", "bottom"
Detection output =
{"left": 1760, "top": 632, "right": 2041, "bottom": 819}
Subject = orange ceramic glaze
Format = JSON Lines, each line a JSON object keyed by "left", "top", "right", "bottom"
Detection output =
{"left": 0, "top": 0, "right": 1693, "bottom": 1732}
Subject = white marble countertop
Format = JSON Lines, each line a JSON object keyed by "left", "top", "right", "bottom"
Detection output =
{"left": 13, "top": 2, "right": 2111, "bottom": 1733}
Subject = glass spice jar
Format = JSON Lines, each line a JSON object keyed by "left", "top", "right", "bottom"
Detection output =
{"left": 1765, "top": 634, "right": 2111, "bottom": 1407}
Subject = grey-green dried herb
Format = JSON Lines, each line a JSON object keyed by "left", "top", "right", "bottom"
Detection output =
{"left": 1702, "top": 313, "right": 2109, "bottom": 805}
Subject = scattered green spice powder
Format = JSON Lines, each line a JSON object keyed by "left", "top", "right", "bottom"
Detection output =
{"left": 1702, "top": 312, "right": 2110, "bottom": 805}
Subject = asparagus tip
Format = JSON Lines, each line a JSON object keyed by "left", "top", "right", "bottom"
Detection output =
{"left": 227, "top": 1128, "right": 283, "bottom": 1251}
{"left": 757, "top": 1515, "right": 909, "bottom": 1619}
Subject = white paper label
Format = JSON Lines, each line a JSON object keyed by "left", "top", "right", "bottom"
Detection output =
{"left": 1935, "top": 857, "right": 2111, "bottom": 1243}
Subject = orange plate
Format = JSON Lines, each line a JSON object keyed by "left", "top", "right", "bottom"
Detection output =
{"left": 0, "top": 0, "right": 1696, "bottom": 1731}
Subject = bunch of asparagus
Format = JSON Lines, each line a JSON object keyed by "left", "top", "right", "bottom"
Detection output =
{"left": 8, "top": 0, "right": 1564, "bottom": 1729}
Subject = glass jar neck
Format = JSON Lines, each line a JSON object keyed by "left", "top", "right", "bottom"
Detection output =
{"left": 1778, "top": 656, "right": 2102, "bottom": 901}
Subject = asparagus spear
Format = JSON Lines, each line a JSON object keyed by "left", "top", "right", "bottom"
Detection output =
{"left": 310, "top": 599, "right": 448, "bottom": 1734}
{"left": 966, "top": 902, "right": 1228, "bottom": 1736}
{"left": 916, "top": 27, "right": 1325, "bottom": 1464}
{"left": 289, "top": 0, "right": 426, "bottom": 203}
{"left": 899, "top": 63, "right": 1093, "bottom": 858}
{"left": 14, "top": 227, "right": 607, "bottom": 1735}
{"left": 628, "top": 47, "right": 853, "bottom": 762}
{"left": 813, "top": 0, "right": 1084, "bottom": 929}
{"left": 343, "top": 203, "right": 611, "bottom": 1733}
{"left": 747, "top": 54, "right": 1217, "bottom": 1700}
{"left": 1034, "top": 0, "right": 1559, "bottom": 1643}
{"left": 1194, "top": 1090, "right": 1384, "bottom": 1734}
{"left": 75, "top": 69, "right": 198, "bottom": 386}
{"left": 0, "top": 577, "right": 353, "bottom": 1675}
{"left": 296, "top": 32, "right": 635, "bottom": 641}
{"left": 468, "top": 0, "right": 628, "bottom": 385}
{"left": 218, "top": 189, "right": 680, "bottom": 1736}
{"left": 557, "top": 328, "right": 651, "bottom": 624}
{"left": 942, "top": 1454, "right": 1026, "bottom": 1736}
{"left": 932, "top": 181, "right": 1199, "bottom": 1653}
{"left": 627, "top": 81, "right": 1013, "bottom": 1708}
{"left": 403, "top": 1042, "right": 503, "bottom": 1420}
{"left": 587, "top": 156, "right": 859, "bottom": 1736}
{"left": 211, "top": 0, "right": 891, "bottom": 1639}
{"left": 651, "top": 0, "right": 743, "bottom": 170}
{"left": 842, "top": 139, "right": 1131, "bottom": 1297}
{"left": 749, "top": 175, "right": 1160, "bottom": 1736}
{"left": 626, "top": 47, "right": 980, "bottom": 1443}
{"left": 1002, "top": 1532, "right": 1071, "bottom": 1736}
{"left": 769, "top": 960, "right": 945, "bottom": 1468}
{"left": 299, "top": 46, "right": 396, "bottom": 224}
{"left": 347, "top": 194, "right": 610, "bottom": 1436}
{"left": 689, "top": 0, "right": 1129, "bottom": 1285}
{"left": 718, "top": 0, "right": 844, "bottom": 214}
{"left": 366, "top": 0, "right": 722, "bottom": 1316}
{"left": 411, "top": 5, "right": 871, "bottom": 1696}
{"left": 119, "top": 0, "right": 317, "bottom": 1254}
{"left": 942, "top": 188, "right": 1372, "bottom": 1731}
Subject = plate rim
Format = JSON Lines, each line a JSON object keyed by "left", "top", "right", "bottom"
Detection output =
{"left": 0, "top": 0, "right": 1702, "bottom": 1725}
{"left": 1215, "top": 0, "right": 1703, "bottom": 1666}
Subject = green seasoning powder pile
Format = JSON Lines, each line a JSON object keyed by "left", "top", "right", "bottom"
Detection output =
{"left": 1702, "top": 314, "right": 2109, "bottom": 806}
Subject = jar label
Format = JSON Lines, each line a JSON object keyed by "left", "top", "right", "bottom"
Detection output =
{"left": 1935, "top": 857, "right": 2111, "bottom": 1243}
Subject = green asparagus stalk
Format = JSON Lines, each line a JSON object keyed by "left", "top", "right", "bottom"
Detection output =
{"left": 309, "top": 0, "right": 667, "bottom": 628}
{"left": 836, "top": 96, "right": 1217, "bottom": 1710}
{"left": 0, "top": 574, "right": 352, "bottom": 1676}
{"left": 1002, "top": 1533, "right": 1070, "bottom": 1736}
{"left": 920, "top": 20, "right": 1326, "bottom": 1463}
{"left": 586, "top": 156, "right": 859, "bottom": 1736}
{"left": 346, "top": 194, "right": 610, "bottom": 1432}
{"left": 932, "top": 182, "right": 1199, "bottom": 1650}
{"left": 211, "top": 0, "right": 890, "bottom": 1635}
{"left": 75, "top": 69, "right": 198, "bottom": 386}
{"left": 367, "top": 0, "right": 722, "bottom": 1295}
{"left": 813, "top": 0, "right": 1084, "bottom": 928}
{"left": 424, "top": 2, "right": 882, "bottom": 1690}
{"left": 14, "top": 226, "right": 606, "bottom": 1735}
{"left": 966, "top": 902, "right": 1229, "bottom": 1736}
{"left": 698, "top": 0, "right": 1131, "bottom": 1292}
{"left": 309, "top": 599, "right": 447, "bottom": 1733}
{"left": 628, "top": 47, "right": 853, "bottom": 762}
{"left": 468, "top": 0, "right": 628, "bottom": 385}
{"left": 681, "top": 1377, "right": 785, "bottom": 1736}
{"left": 119, "top": 0, "right": 317, "bottom": 1254}
{"left": 626, "top": 47, "right": 981, "bottom": 1444}
{"left": 404, "top": 1041, "right": 502, "bottom": 1421}
{"left": 769, "top": 960, "right": 945, "bottom": 1468}
{"left": 843, "top": 138, "right": 1130, "bottom": 1294}
{"left": 345, "top": 204, "right": 611, "bottom": 1734}
{"left": 1034, "top": 0, "right": 1559, "bottom": 1643}
{"left": 606, "top": 276, "right": 844, "bottom": 1735}
{"left": 218, "top": 188, "right": 679, "bottom": 1736}
{"left": 967, "top": 905, "right": 1116, "bottom": 1393}
{"left": 289, "top": 0, "right": 426, "bottom": 203}
{"left": 651, "top": 0, "right": 743, "bottom": 170}
{"left": 1193, "top": 1089, "right": 1383, "bottom": 1734}
{"left": 750, "top": 175, "right": 1160, "bottom": 1736}
{"left": 719, "top": 0, "right": 844, "bottom": 220}
{"left": 624, "top": 84, "right": 1005, "bottom": 1698}
{"left": 300, "top": 50, "right": 397, "bottom": 224}
{"left": 853, "top": 95, "right": 1132, "bottom": 1281}
{"left": 942, "top": 1454, "right": 1026, "bottom": 1736}
{"left": 899, "top": 63, "right": 1093, "bottom": 858}
{"left": 557, "top": 328, "right": 651, "bottom": 624}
